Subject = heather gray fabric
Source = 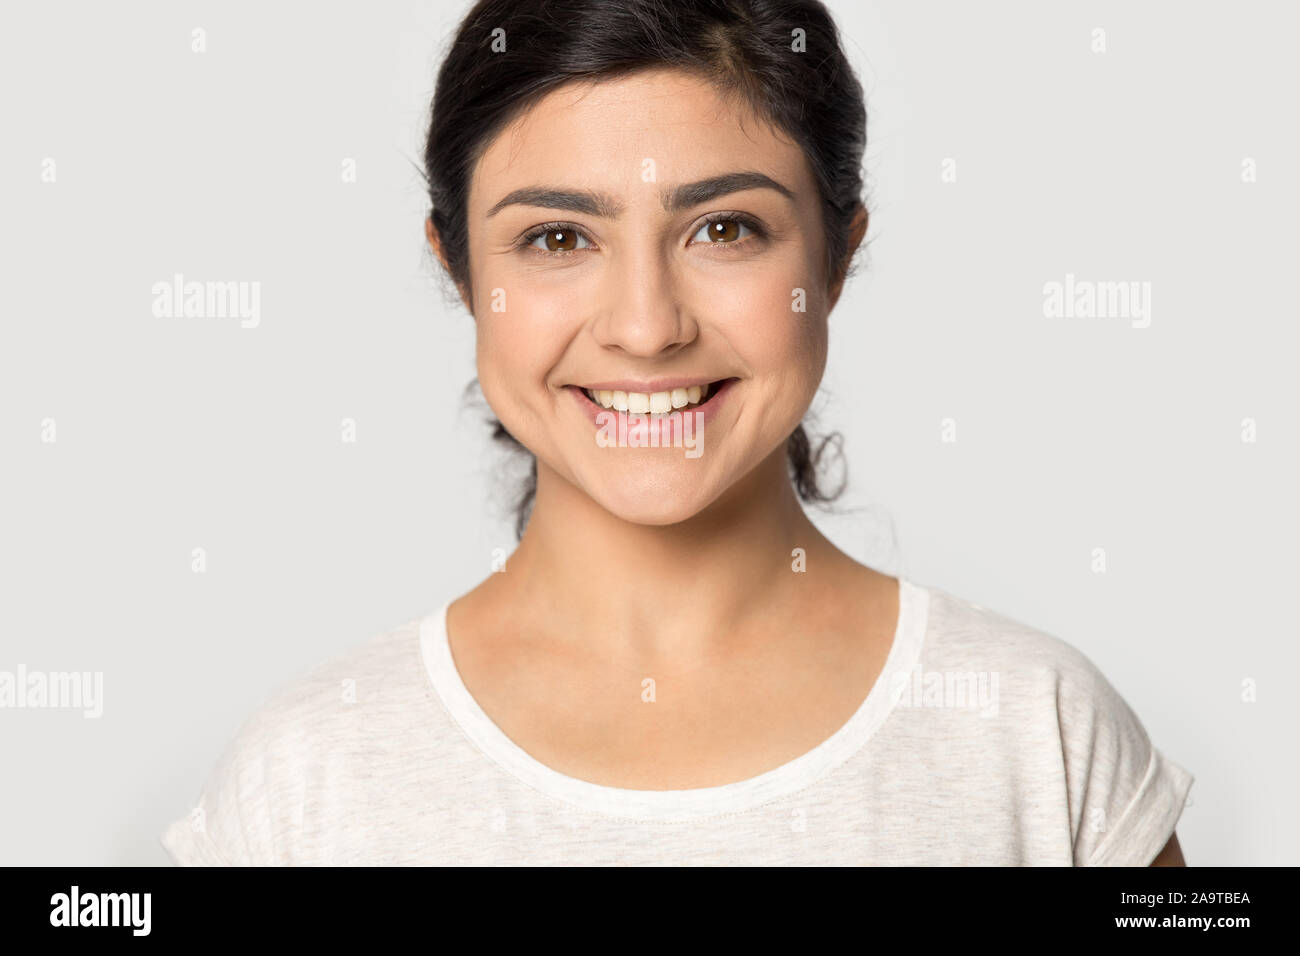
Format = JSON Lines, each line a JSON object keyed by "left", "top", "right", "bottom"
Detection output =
{"left": 161, "top": 579, "right": 1192, "bottom": 865}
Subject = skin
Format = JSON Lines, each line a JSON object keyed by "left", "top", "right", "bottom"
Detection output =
{"left": 426, "top": 66, "right": 1184, "bottom": 865}
{"left": 1152, "top": 833, "right": 1185, "bottom": 866}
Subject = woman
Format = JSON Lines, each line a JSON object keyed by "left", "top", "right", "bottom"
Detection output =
{"left": 162, "top": 0, "right": 1191, "bottom": 865}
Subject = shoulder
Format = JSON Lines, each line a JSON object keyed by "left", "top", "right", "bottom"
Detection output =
{"left": 919, "top": 583, "right": 1103, "bottom": 677}
{"left": 232, "top": 614, "right": 428, "bottom": 753}
{"left": 911, "top": 582, "right": 1140, "bottom": 720}
{"left": 161, "top": 612, "right": 432, "bottom": 865}
{"left": 904, "top": 581, "right": 1194, "bottom": 866}
{"left": 912, "top": 582, "right": 1150, "bottom": 736}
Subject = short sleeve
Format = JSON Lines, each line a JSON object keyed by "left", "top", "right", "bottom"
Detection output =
{"left": 1052, "top": 650, "right": 1194, "bottom": 866}
{"left": 160, "top": 712, "right": 278, "bottom": 866}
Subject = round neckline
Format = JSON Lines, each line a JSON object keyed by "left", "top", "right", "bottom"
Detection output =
{"left": 419, "top": 577, "right": 930, "bottom": 821}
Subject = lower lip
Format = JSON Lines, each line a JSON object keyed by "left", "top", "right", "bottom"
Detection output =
{"left": 567, "top": 379, "right": 737, "bottom": 433}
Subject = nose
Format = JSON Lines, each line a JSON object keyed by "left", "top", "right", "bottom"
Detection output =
{"left": 591, "top": 247, "right": 699, "bottom": 357}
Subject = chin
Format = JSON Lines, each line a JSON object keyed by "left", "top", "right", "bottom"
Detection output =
{"left": 584, "top": 464, "right": 722, "bottom": 527}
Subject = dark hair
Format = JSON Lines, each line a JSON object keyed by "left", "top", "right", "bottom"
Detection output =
{"left": 425, "top": 0, "right": 865, "bottom": 538}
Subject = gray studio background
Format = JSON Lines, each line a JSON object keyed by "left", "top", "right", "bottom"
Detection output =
{"left": 2, "top": 0, "right": 1295, "bottom": 865}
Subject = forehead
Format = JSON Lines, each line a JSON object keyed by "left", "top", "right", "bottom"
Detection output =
{"left": 467, "top": 68, "right": 810, "bottom": 211}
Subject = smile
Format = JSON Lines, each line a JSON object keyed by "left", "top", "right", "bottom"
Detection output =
{"left": 576, "top": 379, "right": 734, "bottom": 414}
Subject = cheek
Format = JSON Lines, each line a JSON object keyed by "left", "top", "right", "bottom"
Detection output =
{"left": 706, "top": 263, "right": 829, "bottom": 392}
{"left": 471, "top": 277, "right": 580, "bottom": 423}
{"left": 475, "top": 316, "right": 539, "bottom": 422}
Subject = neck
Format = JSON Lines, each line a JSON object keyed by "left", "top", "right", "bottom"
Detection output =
{"left": 493, "top": 445, "right": 845, "bottom": 657}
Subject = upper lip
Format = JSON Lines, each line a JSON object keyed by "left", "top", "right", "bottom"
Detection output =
{"left": 571, "top": 376, "right": 730, "bottom": 392}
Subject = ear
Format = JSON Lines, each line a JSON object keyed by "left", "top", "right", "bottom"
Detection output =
{"left": 425, "top": 217, "right": 474, "bottom": 314}
{"left": 827, "top": 203, "right": 869, "bottom": 311}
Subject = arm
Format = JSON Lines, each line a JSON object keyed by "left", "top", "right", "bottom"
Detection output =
{"left": 1150, "top": 832, "right": 1185, "bottom": 866}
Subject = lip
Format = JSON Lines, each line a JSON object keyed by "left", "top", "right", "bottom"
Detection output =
{"left": 574, "top": 376, "right": 719, "bottom": 393}
{"left": 566, "top": 377, "right": 738, "bottom": 432}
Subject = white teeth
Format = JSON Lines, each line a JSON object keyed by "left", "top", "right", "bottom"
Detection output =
{"left": 583, "top": 383, "right": 720, "bottom": 412}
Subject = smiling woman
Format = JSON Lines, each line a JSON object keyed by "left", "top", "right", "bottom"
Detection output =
{"left": 160, "top": 0, "right": 1193, "bottom": 867}
{"left": 441, "top": 63, "right": 853, "bottom": 534}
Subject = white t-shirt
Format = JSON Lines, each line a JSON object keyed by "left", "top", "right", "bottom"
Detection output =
{"left": 160, "top": 579, "right": 1193, "bottom": 865}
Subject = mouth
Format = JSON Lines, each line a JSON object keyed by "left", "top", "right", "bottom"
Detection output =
{"left": 570, "top": 378, "right": 738, "bottom": 414}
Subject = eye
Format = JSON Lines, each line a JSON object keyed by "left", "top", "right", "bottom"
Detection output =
{"left": 521, "top": 224, "right": 593, "bottom": 254}
{"left": 517, "top": 214, "right": 765, "bottom": 257}
{"left": 690, "top": 214, "right": 763, "bottom": 246}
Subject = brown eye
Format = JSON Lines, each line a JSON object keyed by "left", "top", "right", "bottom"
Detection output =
{"left": 691, "top": 216, "right": 757, "bottom": 244}
{"left": 706, "top": 220, "right": 740, "bottom": 242}
{"left": 543, "top": 229, "right": 576, "bottom": 251}
{"left": 526, "top": 227, "right": 591, "bottom": 253}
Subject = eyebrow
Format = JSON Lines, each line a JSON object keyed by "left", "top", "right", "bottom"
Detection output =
{"left": 484, "top": 171, "right": 795, "bottom": 219}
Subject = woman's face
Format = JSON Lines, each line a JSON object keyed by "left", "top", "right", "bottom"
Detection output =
{"left": 460, "top": 67, "right": 836, "bottom": 526}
